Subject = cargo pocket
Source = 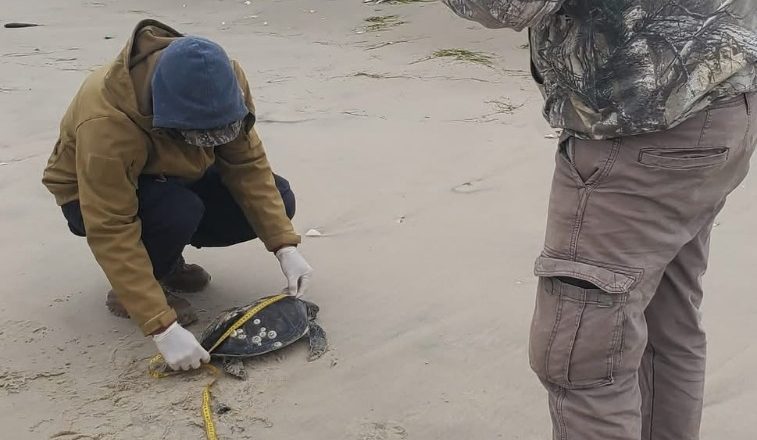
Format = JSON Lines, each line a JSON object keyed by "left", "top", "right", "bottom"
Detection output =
{"left": 529, "top": 256, "right": 637, "bottom": 389}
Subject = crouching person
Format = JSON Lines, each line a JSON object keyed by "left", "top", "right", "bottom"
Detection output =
{"left": 42, "top": 20, "right": 313, "bottom": 371}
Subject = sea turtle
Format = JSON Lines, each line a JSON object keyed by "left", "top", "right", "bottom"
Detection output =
{"left": 199, "top": 294, "right": 328, "bottom": 379}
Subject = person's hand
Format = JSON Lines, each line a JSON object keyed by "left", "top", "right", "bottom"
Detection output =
{"left": 275, "top": 246, "right": 313, "bottom": 297}
{"left": 152, "top": 321, "right": 210, "bottom": 371}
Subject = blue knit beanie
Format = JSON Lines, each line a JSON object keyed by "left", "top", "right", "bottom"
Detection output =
{"left": 152, "top": 37, "right": 249, "bottom": 130}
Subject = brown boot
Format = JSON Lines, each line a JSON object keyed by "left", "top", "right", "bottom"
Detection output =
{"left": 106, "top": 290, "right": 198, "bottom": 326}
{"left": 159, "top": 257, "right": 211, "bottom": 294}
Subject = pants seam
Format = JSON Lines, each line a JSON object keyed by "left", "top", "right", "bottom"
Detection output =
{"left": 568, "top": 190, "right": 588, "bottom": 258}
{"left": 568, "top": 138, "right": 621, "bottom": 258}
{"left": 561, "top": 293, "right": 586, "bottom": 386}
{"left": 742, "top": 93, "right": 751, "bottom": 147}
{"left": 648, "top": 345, "right": 656, "bottom": 440}
{"left": 698, "top": 110, "right": 711, "bottom": 146}
{"left": 545, "top": 279, "right": 565, "bottom": 384}
{"left": 605, "top": 295, "right": 626, "bottom": 384}
{"left": 556, "top": 386, "right": 568, "bottom": 440}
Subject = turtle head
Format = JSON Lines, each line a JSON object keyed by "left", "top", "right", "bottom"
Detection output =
{"left": 300, "top": 300, "right": 320, "bottom": 320}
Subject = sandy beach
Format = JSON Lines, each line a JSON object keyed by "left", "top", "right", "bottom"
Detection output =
{"left": 1, "top": 0, "right": 756, "bottom": 439}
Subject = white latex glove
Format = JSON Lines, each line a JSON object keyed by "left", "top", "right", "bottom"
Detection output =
{"left": 152, "top": 322, "right": 210, "bottom": 371}
{"left": 275, "top": 246, "right": 313, "bottom": 297}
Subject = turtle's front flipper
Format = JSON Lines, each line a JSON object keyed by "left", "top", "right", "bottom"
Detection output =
{"left": 222, "top": 358, "right": 248, "bottom": 380}
{"left": 307, "top": 323, "right": 328, "bottom": 361}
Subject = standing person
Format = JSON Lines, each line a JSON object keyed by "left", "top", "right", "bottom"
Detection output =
{"left": 42, "top": 20, "right": 313, "bottom": 372}
{"left": 443, "top": 1, "right": 757, "bottom": 438}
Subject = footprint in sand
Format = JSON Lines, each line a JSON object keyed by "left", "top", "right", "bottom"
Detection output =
{"left": 1, "top": 319, "right": 50, "bottom": 343}
{"left": 357, "top": 422, "right": 408, "bottom": 440}
{"left": 452, "top": 179, "right": 491, "bottom": 194}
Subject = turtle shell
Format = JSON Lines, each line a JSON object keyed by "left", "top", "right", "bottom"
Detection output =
{"left": 201, "top": 295, "right": 310, "bottom": 358}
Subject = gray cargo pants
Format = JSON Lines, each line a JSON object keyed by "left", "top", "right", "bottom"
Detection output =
{"left": 529, "top": 93, "right": 756, "bottom": 440}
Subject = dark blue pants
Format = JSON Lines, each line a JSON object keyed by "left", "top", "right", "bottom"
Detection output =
{"left": 61, "top": 166, "right": 296, "bottom": 279}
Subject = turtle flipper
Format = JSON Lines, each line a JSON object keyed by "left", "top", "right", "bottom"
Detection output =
{"left": 307, "top": 323, "right": 328, "bottom": 361}
{"left": 222, "top": 358, "right": 248, "bottom": 380}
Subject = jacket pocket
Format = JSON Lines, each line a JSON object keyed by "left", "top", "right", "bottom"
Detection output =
{"left": 529, "top": 256, "right": 636, "bottom": 389}
{"left": 86, "top": 154, "right": 128, "bottom": 186}
{"left": 638, "top": 147, "right": 728, "bottom": 170}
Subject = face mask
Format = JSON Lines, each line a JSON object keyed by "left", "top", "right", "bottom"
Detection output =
{"left": 179, "top": 119, "right": 244, "bottom": 148}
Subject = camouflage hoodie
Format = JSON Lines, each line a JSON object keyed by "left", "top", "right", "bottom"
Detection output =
{"left": 443, "top": 0, "right": 757, "bottom": 139}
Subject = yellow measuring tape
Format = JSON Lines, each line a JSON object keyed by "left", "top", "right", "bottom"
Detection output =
{"left": 201, "top": 379, "right": 218, "bottom": 440}
{"left": 148, "top": 294, "right": 288, "bottom": 440}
